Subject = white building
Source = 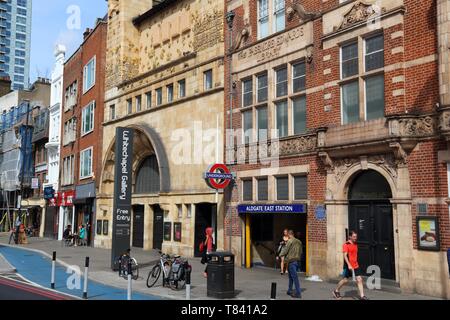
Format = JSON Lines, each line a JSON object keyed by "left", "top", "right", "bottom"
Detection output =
{"left": 44, "top": 45, "right": 65, "bottom": 239}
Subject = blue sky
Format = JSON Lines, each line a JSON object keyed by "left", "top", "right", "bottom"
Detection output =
{"left": 30, "top": 0, "right": 107, "bottom": 82}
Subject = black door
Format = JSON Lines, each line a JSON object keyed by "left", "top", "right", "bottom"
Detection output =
{"left": 152, "top": 205, "right": 164, "bottom": 250}
{"left": 132, "top": 205, "right": 144, "bottom": 248}
{"left": 349, "top": 201, "right": 395, "bottom": 280}
{"left": 44, "top": 207, "right": 56, "bottom": 238}
{"left": 194, "top": 203, "right": 217, "bottom": 257}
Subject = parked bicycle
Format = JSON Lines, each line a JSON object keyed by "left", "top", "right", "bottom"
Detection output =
{"left": 146, "top": 251, "right": 191, "bottom": 290}
{"left": 116, "top": 249, "right": 139, "bottom": 281}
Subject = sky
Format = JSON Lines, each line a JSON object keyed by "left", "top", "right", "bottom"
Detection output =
{"left": 30, "top": 0, "right": 107, "bottom": 82}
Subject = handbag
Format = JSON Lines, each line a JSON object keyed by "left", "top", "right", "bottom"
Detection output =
{"left": 199, "top": 241, "right": 205, "bottom": 253}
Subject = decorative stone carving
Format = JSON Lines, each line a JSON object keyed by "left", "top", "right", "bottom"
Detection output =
{"left": 389, "top": 142, "right": 408, "bottom": 166}
{"left": 193, "top": 8, "right": 224, "bottom": 51}
{"left": 279, "top": 135, "right": 317, "bottom": 156}
{"left": 232, "top": 28, "right": 249, "bottom": 51}
{"left": 398, "top": 116, "right": 435, "bottom": 136}
{"left": 438, "top": 108, "right": 450, "bottom": 132}
{"left": 287, "top": 3, "right": 319, "bottom": 22}
{"left": 335, "top": 1, "right": 386, "bottom": 32}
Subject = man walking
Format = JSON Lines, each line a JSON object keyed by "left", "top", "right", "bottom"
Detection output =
{"left": 279, "top": 230, "right": 303, "bottom": 298}
{"left": 332, "top": 231, "right": 368, "bottom": 300}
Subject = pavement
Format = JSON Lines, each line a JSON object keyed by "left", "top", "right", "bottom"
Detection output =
{"left": 0, "top": 234, "right": 441, "bottom": 300}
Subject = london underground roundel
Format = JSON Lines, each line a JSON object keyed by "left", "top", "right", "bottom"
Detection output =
{"left": 204, "top": 164, "right": 234, "bottom": 190}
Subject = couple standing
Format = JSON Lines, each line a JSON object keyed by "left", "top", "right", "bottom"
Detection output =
{"left": 277, "top": 229, "right": 303, "bottom": 299}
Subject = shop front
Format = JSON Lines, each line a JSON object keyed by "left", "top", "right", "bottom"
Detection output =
{"left": 238, "top": 204, "right": 307, "bottom": 272}
{"left": 57, "top": 190, "right": 75, "bottom": 240}
{"left": 43, "top": 186, "right": 58, "bottom": 238}
{"left": 74, "top": 182, "right": 96, "bottom": 246}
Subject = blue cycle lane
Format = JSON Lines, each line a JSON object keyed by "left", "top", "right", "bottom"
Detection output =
{"left": 0, "top": 245, "right": 160, "bottom": 300}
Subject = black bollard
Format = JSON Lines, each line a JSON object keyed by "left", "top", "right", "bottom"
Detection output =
{"left": 186, "top": 267, "right": 192, "bottom": 300}
{"left": 83, "top": 257, "right": 89, "bottom": 299}
{"left": 51, "top": 251, "right": 56, "bottom": 289}
{"left": 270, "top": 282, "right": 277, "bottom": 300}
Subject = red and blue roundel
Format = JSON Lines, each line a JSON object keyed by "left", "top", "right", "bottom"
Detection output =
{"left": 204, "top": 164, "right": 234, "bottom": 190}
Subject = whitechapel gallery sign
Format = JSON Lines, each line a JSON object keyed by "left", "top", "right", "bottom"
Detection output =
{"left": 233, "top": 22, "right": 313, "bottom": 73}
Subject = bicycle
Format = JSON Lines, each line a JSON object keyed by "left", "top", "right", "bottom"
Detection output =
{"left": 116, "top": 251, "right": 139, "bottom": 281}
{"left": 146, "top": 251, "right": 191, "bottom": 290}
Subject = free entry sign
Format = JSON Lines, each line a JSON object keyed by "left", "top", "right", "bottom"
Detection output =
{"left": 111, "top": 127, "right": 134, "bottom": 270}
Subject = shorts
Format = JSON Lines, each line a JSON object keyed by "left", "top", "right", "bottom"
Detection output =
{"left": 343, "top": 267, "right": 363, "bottom": 279}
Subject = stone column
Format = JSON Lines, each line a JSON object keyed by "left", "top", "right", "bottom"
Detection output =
{"left": 39, "top": 206, "right": 46, "bottom": 238}
{"left": 326, "top": 200, "right": 349, "bottom": 279}
{"left": 143, "top": 204, "right": 153, "bottom": 251}
{"left": 438, "top": 0, "right": 450, "bottom": 106}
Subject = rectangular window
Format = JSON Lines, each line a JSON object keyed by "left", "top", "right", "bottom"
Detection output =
{"left": 292, "top": 62, "right": 306, "bottom": 93}
{"left": 293, "top": 97, "right": 306, "bottom": 135}
{"left": 80, "top": 148, "right": 93, "bottom": 179}
{"left": 146, "top": 92, "right": 152, "bottom": 109}
{"left": 187, "top": 204, "right": 192, "bottom": 218}
{"left": 365, "top": 34, "right": 384, "bottom": 72}
{"left": 242, "top": 79, "right": 253, "bottom": 107}
{"left": 243, "top": 179, "right": 253, "bottom": 201}
{"left": 127, "top": 99, "right": 132, "bottom": 115}
{"left": 257, "top": 178, "right": 268, "bottom": 201}
{"left": 177, "top": 204, "right": 183, "bottom": 218}
{"left": 109, "top": 104, "right": 116, "bottom": 120}
{"left": 275, "top": 101, "right": 288, "bottom": 138}
{"left": 341, "top": 43, "right": 358, "bottom": 79}
{"left": 342, "top": 81, "right": 360, "bottom": 124}
{"left": 83, "top": 56, "right": 96, "bottom": 93}
{"left": 204, "top": 70, "right": 213, "bottom": 90}
{"left": 365, "top": 75, "right": 385, "bottom": 120}
{"left": 156, "top": 88, "right": 163, "bottom": 105}
{"left": 167, "top": 84, "right": 174, "bottom": 103}
{"left": 273, "top": 0, "right": 285, "bottom": 33}
{"left": 257, "top": 73, "right": 268, "bottom": 103}
{"left": 243, "top": 110, "right": 253, "bottom": 144}
{"left": 276, "top": 67, "right": 288, "bottom": 97}
{"left": 136, "top": 95, "right": 142, "bottom": 112}
{"left": 81, "top": 101, "right": 95, "bottom": 135}
{"left": 178, "top": 79, "right": 186, "bottom": 98}
{"left": 258, "top": 0, "right": 269, "bottom": 39}
{"left": 294, "top": 176, "right": 307, "bottom": 200}
{"left": 256, "top": 106, "right": 268, "bottom": 141}
{"left": 276, "top": 176, "right": 289, "bottom": 201}
{"left": 63, "top": 155, "right": 74, "bottom": 185}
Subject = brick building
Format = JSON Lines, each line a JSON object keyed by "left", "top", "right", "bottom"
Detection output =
{"left": 224, "top": 0, "right": 450, "bottom": 298}
{"left": 58, "top": 18, "right": 107, "bottom": 245}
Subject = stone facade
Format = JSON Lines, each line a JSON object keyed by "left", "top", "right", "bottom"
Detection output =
{"left": 98, "top": 0, "right": 226, "bottom": 257}
{"left": 225, "top": 0, "right": 450, "bottom": 299}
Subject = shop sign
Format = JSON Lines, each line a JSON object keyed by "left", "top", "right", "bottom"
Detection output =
{"left": 111, "top": 127, "right": 134, "bottom": 270}
{"left": 238, "top": 204, "right": 306, "bottom": 214}
{"left": 204, "top": 163, "right": 235, "bottom": 189}
{"left": 57, "top": 190, "right": 75, "bottom": 207}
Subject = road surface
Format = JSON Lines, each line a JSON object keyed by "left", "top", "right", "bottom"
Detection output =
{"left": 0, "top": 276, "right": 74, "bottom": 300}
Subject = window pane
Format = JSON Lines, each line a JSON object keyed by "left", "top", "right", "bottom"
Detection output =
{"left": 365, "top": 34, "right": 384, "bottom": 71}
{"left": 258, "top": 178, "right": 268, "bottom": 201}
{"left": 243, "top": 180, "right": 253, "bottom": 201}
{"left": 156, "top": 89, "right": 162, "bottom": 105}
{"left": 276, "top": 68, "right": 288, "bottom": 97}
{"left": 365, "top": 75, "right": 385, "bottom": 120}
{"left": 293, "top": 62, "right": 306, "bottom": 93}
{"left": 136, "top": 96, "right": 141, "bottom": 111}
{"left": 258, "top": 0, "right": 269, "bottom": 39}
{"left": 243, "top": 110, "right": 253, "bottom": 144}
{"left": 276, "top": 101, "right": 288, "bottom": 137}
{"left": 342, "top": 81, "right": 360, "bottom": 124}
{"left": 277, "top": 176, "right": 289, "bottom": 200}
{"left": 204, "top": 70, "right": 213, "bottom": 90}
{"left": 167, "top": 85, "right": 173, "bottom": 102}
{"left": 257, "top": 74, "right": 268, "bottom": 103}
{"left": 127, "top": 99, "right": 132, "bottom": 114}
{"left": 293, "top": 97, "right": 306, "bottom": 135}
{"left": 146, "top": 92, "right": 152, "bottom": 109}
{"left": 257, "top": 106, "right": 268, "bottom": 141}
{"left": 243, "top": 79, "right": 253, "bottom": 107}
{"left": 178, "top": 80, "right": 186, "bottom": 98}
{"left": 341, "top": 43, "right": 358, "bottom": 78}
{"left": 294, "top": 176, "right": 307, "bottom": 200}
{"left": 273, "top": 0, "right": 285, "bottom": 33}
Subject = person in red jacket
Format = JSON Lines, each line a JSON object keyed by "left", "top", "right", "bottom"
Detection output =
{"left": 201, "top": 227, "right": 215, "bottom": 277}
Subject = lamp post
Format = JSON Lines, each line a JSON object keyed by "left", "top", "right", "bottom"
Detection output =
{"left": 225, "top": 11, "right": 235, "bottom": 253}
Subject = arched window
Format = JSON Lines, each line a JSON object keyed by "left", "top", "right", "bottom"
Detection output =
{"left": 135, "top": 155, "right": 160, "bottom": 194}
{"left": 349, "top": 170, "right": 392, "bottom": 200}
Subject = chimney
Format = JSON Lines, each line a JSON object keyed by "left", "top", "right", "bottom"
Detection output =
{"left": 83, "top": 28, "right": 91, "bottom": 40}
{"left": 0, "top": 76, "right": 11, "bottom": 98}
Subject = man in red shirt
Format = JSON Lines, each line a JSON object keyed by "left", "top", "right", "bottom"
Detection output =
{"left": 332, "top": 231, "right": 368, "bottom": 300}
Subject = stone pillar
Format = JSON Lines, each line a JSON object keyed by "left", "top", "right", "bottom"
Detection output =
{"left": 438, "top": 0, "right": 450, "bottom": 106}
{"left": 326, "top": 200, "right": 349, "bottom": 279}
{"left": 143, "top": 204, "right": 153, "bottom": 251}
{"left": 39, "top": 206, "right": 46, "bottom": 238}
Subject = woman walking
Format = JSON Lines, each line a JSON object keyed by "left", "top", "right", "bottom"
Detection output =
{"left": 276, "top": 229, "right": 289, "bottom": 275}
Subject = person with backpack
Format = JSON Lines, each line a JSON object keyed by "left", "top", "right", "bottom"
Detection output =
{"left": 279, "top": 230, "right": 303, "bottom": 299}
{"left": 332, "top": 230, "right": 369, "bottom": 300}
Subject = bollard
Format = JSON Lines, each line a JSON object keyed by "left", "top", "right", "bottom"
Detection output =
{"left": 270, "top": 282, "right": 277, "bottom": 300}
{"left": 186, "top": 267, "right": 191, "bottom": 300}
{"left": 127, "top": 259, "right": 132, "bottom": 300}
{"left": 83, "top": 257, "right": 89, "bottom": 299}
{"left": 51, "top": 251, "right": 56, "bottom": 289}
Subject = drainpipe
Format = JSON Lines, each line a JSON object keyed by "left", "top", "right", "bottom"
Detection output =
{"left": 225, "top": 10, "right": 235, "bottom": 253}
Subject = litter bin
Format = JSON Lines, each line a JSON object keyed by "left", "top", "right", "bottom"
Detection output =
{"left": 207, "top": 251, "right": 235, "bottom": 299}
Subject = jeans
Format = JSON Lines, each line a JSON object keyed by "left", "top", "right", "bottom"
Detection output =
{"left": 287, "top": 261, "right": 301, "bottom": 296}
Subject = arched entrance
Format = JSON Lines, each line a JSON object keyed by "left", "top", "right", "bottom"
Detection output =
{"left": 348, "top": 170, "right": 396, "bottom": 280}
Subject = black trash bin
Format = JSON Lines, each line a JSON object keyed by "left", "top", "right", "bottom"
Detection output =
{"left": 207, "top": 251, "right": 235, "bottom": 299}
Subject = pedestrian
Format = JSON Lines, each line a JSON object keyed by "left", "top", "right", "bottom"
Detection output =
{"left": 63, "top": 225, "right": 73, "bottom": 246}
{"left": 14, "top": 214, "right": 21, "bottom": 244}
{"left": 200, "top": 227, "right": 215, "bottom": 278}
{"left": 276, "top": 229, "right": 289, "bottom": 275}
{"left": 279, "top": 230, "right": 303, "bottom": 299}
{"left": 18, "top": 222, "right": 27, "bottom": 244}
{"left": 332, "top": 231, "right": 369, "bottom": 300}
{"left": 79, "top": 225, "right": 86, "bottom": 246}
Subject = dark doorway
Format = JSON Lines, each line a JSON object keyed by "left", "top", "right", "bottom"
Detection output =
{"left": 152, "top": 205, "right": 164, "bottom": 250}
{"left": 132, "top": 205, "right": 144, "bottom": 248}
{"left": 44, "top": 206, "right": 57, "bottom": 239}
{"left": 194, "top": 203, "right": 217, "bottom": 257}
{"left": 348, "top": 170, "right": 395, "bottom": 280}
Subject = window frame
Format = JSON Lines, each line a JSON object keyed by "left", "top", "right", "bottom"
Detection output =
{"left": 79, "top": 147, "right": 93, "bottom": 180}
{"left": 81, "top": 101, "right": 95, "bottom": 136}
{"left": 204, "top": 69, "right": 213, "bottom": 91}
{"left": 83, "top": 56, "right": 96, "bottom": 94}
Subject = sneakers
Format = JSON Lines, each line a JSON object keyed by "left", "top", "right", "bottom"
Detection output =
{"left": 332, "top": 290, "right": 342, "bottom": 300}
{"left": 359, "top": 296, "right": 369, "bottom": 300}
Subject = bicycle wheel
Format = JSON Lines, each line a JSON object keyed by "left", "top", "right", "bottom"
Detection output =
{"left": 169, "top": 267, "right": 186, "bottom": 291}
{"left": 146, "top": 264, "right": 161, "bottom": 288}
{"left": 131, "top": 258, "right": 139, "bottom": 280}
